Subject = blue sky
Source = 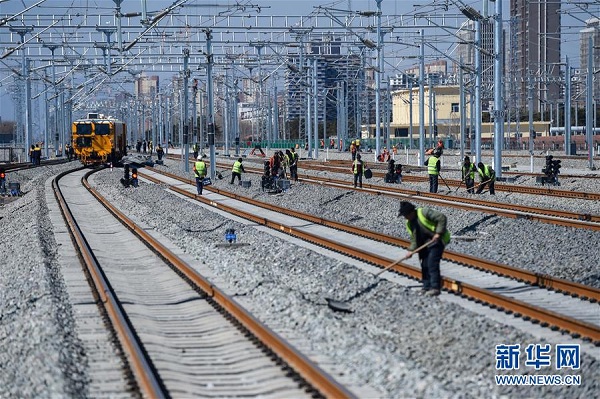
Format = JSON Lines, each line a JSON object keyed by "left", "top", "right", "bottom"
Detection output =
{"left": 0, "top": 0, "right": 596, "bottom": 122}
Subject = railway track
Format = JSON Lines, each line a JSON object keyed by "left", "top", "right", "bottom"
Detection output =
{"left": 160, "top": 152, "right": 598, "bottom": 229}
{"left": 212, "top": 161, "right": 600, "bottom": 231}
{"left": 139, "top": 166, "right": 600, "bottom": 344}
{"left": 164, "top": 153, "right": 598, "bottom": 228}
{"left": 0, "top": 158, "right": 69, "bottom": 172}
{"left": 313, "top": 157, "right": 600, "bottom": 179}
{"left": 52, "top": 167, "right": 355, "bottom": 398}
{"left": 297, "top": 161, "right": 600, "bottom": 200}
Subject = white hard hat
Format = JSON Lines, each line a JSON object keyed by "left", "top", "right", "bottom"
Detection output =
{"left": 197, "top": 155, "right": 202, "bottom": 160}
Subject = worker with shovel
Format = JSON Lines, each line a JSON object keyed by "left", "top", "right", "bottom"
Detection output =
{"left": 476, "top": 162, "right": 496, "bottom": 195}
{"left": 426, "top": 151, "right": 441, "bottom": 193}
{"left": 398, "top": 201, "right": 450, "bottom": 296}
{"left": 462, "top": 156, "right": 476, "bottom": 194}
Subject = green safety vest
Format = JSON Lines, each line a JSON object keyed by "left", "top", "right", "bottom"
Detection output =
{"left": 427, "top": 156, "right": 439, "bottom": 175}
{"left": 405, "top": 208, "right": 451, "bottom": 245}
{"left": 232, "top": 160, "right": 243, "bottom": 174}
{"left": 477, "top": 164, "right": 495, "bottom": 180}
{"left": 353, "top": 159, "right": 364, "bottom": 175}
{"left": 194, "top": 161, "right": 207, "bottom": 177}
{"left": 462, "top": 163, "right": 475, "bottom": 180}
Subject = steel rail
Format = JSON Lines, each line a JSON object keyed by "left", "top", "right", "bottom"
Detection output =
{"left": 139, "top": 168, "right": 600, "bottom": 344}
{"left": 1, "top": 158, "right": 69, "bottom": 172}
{"left": 84, "top": 171, "right": 354, "bottom": 399}
{"left": 52, "top": 169, "right": 165, "bottom": 399}
{"left": 310, "top": 158, "right": 600, "bottom": 179}
{"left": 223, "top": 157, "right": 599, "bottom": 212}
{"left": 164, "top": 153, "right": 600, "bottom": 223}
{"left": 297, "top": 162, "right": 600, "bottom": 201}
{"left": 330, "top": 175, "right": 600, "bottom": 225}
{"left": 144, "top": 167, "right": 600, "bottom": 302}
{"left": 220, "top": 163, "right": 600, "bottom": 229}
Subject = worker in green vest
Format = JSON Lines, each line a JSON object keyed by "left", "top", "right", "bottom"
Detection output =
{"left": 398, "top": 201, "right": 450, "bottom": 296}
{"left": 230, "top": 157, "right": 245, "bottom": 185}
{"left": 193, "top": 155, "right": 207, "bottom": 195}
{"left": 426, "top": 152, "right": 441, "bottom": 193}
{"left": 476, "top": 162, "right": 496, "bottom": 195}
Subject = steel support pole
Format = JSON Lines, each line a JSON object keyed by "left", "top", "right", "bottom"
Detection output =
{"left": 586, "top": 38, "right": 593, "bottom": 169}
{"left": 113, "top": 0, "right": 123, "bottom": 55}
{"left": 198, "top": 88, "right": 204, "bottom": 150}
{"left": 528, "top": 73, "right": 534, "bottom": 172}
{"left": 224, "top": 68, "right": 231, "bottom": 157}
{"left": 429, "top": 84, "right": 434, "bottom": 143}
{"left": 183, "top": 49, "right": 190, "bottom": 171}
{"left": 192, "top": 82, "right": 197, "bottom": 147}
{"left": 306, "top": 60, "right": 313, "bottom": 158}
{"left": 565, "top": 57, "right": 571, "bottom": 155}
{"left": 493, "top": 0, "right": 504, "bottom": 177}
{"left": 24, "top": 59, "right": 32, "bottom": 158}
{"left": 322, "top": 89, "right": 327, "bottom": 152}
{"left": 159, "top": 93, "right": 163, "bottom": 146}
{"left": 409, "top": 76, "right": 413, "bottom": 150}
{"left": 313, "top": 58, "right": 318, "bottom": 159}
{"left": 459, "top": 59, "right": 466, "bottom": 161}
{"left": 474, "top": 21, "right": 482, "bottom": 164}
{"left": 374, "top": 0, "right": 383, "bottom": 161}
{"left": 166, "top": 97, "right": 171, "bottom": 153}
{"left": 206, "top": 29, "right": 216, "bottom": 179}
{"left": 336, "top": 82, "right": 342, "bottom": 149}
{"left": 44, "top": 73, "right": 49, "bottom": 159}
{"left": 418, "top": 29, "right": 425, "bottom": 166}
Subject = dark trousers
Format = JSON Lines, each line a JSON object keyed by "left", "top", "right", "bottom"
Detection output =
{"left": 195, "top": 176, "right": 204, "bottom": 195}
{"left": 465, "top": 177, "right": 474, "bottom": 193}
{"left": 290, "top": 165, "right": 298, "bottom": 181}
{"left": 476, "top": 180, "right": 495, "bottom": 195}
{"left": 419, "top": 240, "right": 444, "bottom": 290}
{"left": 429, "top": 174, "right": 439, "bottom": 193}
{"left": 230, "top": 172, "right": 242, "bottom": 184}
{"left": 353, "top": 173, "right": 362, "bottom": 188}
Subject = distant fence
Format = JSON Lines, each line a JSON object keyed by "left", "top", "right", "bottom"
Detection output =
{"left": 0, "top": 146, "right": 26, "bottom": 163}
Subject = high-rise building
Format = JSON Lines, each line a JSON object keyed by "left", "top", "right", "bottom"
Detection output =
{"left": 134, "top": 74, "right": 160, "bottom": 135}
{"left": 509, "top": 0, "right": 561, "bottom": 114}
{"left": 134, "top": 74, "right": 159, "bottom": 98}
{"left": 455, "top": 19, "right": 495, "bottom": 100}
{"left": 579, "top": 18, "right": 600, "bottom": 102}
{"left": 284, "top": 52, "right": 363, "bottom": 134}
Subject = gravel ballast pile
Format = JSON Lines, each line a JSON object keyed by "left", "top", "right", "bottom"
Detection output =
{"left": 1, "top": 156, "right": 598, "bottom": 398}
{"left": 92, "top": 158, "right": 599, "bottom": 398}
{"left": 1, "top": 163, "right": 89, "bottom": 397}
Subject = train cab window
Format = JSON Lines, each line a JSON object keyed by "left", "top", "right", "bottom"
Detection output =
{"left": 76, "top": 124, "right": 92, "bottom": 135}
{"left": 95, "top": 124, "right": 110, "bottom": 135}
{"left": 76, "top": 137, "right": 92, "bottom": 147}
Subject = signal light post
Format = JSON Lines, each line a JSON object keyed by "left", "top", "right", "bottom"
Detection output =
{"left": 131, "top": 168, "right": 138, "bottom": 187}
{"left": 120, "top": 164, "right": 138, "bottom": 188}
{"left": 541, "top": 156, "right": 561, "bottom": 186}
{"left": 0, "top": 168, "right": 6, "bottom": 194}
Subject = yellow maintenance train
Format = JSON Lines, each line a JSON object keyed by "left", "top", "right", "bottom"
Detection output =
{"left": 72, "top": 113, "right": 127, "bottom": 165}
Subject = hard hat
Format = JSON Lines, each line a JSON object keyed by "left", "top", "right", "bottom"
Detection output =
{"left": 398, "top": 201, "right": 416, "bottom": 217}
{"left": 197, "top": 155, "right": 203, "bottom": 160}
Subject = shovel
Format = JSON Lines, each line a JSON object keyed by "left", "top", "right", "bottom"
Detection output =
{"left": 325, "top": 240, "right": 433, "bottom": 313}
{"left": 473, "top": 179, "right": 491, "bottom": 191}
{"left": 438, "top": 173, "right": 452, "bottom": 193}
{"left": 453, "top": 178, "right": 464, "bottom": 193}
